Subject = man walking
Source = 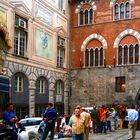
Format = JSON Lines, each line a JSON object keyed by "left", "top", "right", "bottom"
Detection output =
{"left": 81, "top": 107, "right": 91, "bottom": 140}
{"left": 128, "top": 105, "right": 139, "bottom": 140}
{"left": 42, "top": 103, "right": 57, "bottom": 140}
{"left": 69, "top": 108, "right": 85, "bottom": 140}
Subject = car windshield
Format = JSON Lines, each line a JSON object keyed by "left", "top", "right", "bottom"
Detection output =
{"left": 20, "top": 119, "right": 42, "bottom": 127}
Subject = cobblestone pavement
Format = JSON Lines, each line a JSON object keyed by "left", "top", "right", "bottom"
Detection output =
{"left": 51, "top": 129, "right": 140, "bottom": 140}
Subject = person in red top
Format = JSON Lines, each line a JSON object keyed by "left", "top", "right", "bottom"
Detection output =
{"left": 98, "top": 105, "right": 107, "bottom": 134}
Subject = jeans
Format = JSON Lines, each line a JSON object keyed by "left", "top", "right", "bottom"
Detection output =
{"left": 100, "top": 122, "right": 107, "bottom": 133}
{"left": 72, "top": 133, "right": 84, "bottom": 140}
{"left": 42, "top": 123, "right": 55, "bottom": 140}
{"left": 6, "top": 129, "right": 17, "bottom": 140}
{"left": 107, "top": 121, "right": 111, "bottom": 131}
{"left": 114, "top": 119, "right": 117, "bottom": 130}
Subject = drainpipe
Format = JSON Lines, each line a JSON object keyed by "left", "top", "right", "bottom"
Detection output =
{"left": 67, "top": 2, "right": 71, "bottom": 114}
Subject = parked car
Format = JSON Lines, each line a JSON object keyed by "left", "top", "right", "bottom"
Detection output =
{"left": 18, "top": 117, "right": 42, "bottom": 140}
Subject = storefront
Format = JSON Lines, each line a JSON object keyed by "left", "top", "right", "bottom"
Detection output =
{"left": 0, "top": 75, "right": 9, "bottom": 110}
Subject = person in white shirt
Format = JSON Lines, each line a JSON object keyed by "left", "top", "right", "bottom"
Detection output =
{"left": 127, "top": 105, "right": 139, "bottom": 140}
{"left": 60, "top": 115, "right": 66, "bottom": 131}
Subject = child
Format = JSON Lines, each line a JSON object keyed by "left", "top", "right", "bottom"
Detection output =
{"left": 38, "top": 117, "right": 46, "bottom": 140}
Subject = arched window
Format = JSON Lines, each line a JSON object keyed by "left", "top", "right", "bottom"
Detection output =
{"left": 124, "top": 45, "right": 128, "bottom": 64}
{"left": 85, "top": 49, "right": 89, "bottom": 67}
{"left": 100, "top": 48, "right": 103, "bottom": 66}
{"left": 12, "top": 72, "right": 28, "bottom": 94}
{"left": 129, "top": 45, "right": 133, "bottom": 64}
{"left": 85, "top": 9, "right": 88, "bottom": 24}
{"left": 114, "top": 2, "right": 131, "bottom": 20}
{"left": 89, "top": 9, "right": 93, "bottom": 24}
{"left": 118, "top": 45, "right": 122, "bottom": 65}
{"left": 80, "top": 11, "right": 83, "bottom": 25}
{"left": 95, "top": 48, "right": 99, "bottom": 66}
{"left": 38, "top": 78, "right": 46, "bottom": 94}
{"left": 11, "top": 72, "right": 29, "bottom": 118}
{"left": 125, "top": 2, "right": 130, "bottom": 19}
{"left": 120, "top": 3, "right": 125, "bottom": 19}
{"left": 114, "top": 4, "right": 119, "bottom": 20}
{"left": 90, "top": 49, "right": 94, "bottom": 66}
{"left": 135, "top": 44, "right": 139, "bottom": 63}
{"left": 36, "top": 77, "right": 48, "bottom": 95}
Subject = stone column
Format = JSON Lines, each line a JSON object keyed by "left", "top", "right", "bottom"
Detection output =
{"left": 49, "top": 89, "right": 54, "bottom": 104}
{"left": 64, "top": 90, "right": 69, "bottom": 115}
{"left": 29, "top": 80, "right": 36, "bottom": 117}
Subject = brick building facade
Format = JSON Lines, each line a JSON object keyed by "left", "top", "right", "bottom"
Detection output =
{"left": 69, "top": 0, "right": 140, "bottom": 110}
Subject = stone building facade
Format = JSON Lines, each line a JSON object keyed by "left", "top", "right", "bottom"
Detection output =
{"left": 0, "top": 0, "right": 69, "bottom": 118}
{"left": 69, "top": 0, "right": 140, "bottom": 110}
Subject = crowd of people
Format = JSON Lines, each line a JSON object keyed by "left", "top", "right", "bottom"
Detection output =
{"left": 55, "top": 104, "right": 139, "bottom": 140}
{"left": 0, "top": 102, "right": 139, "bottom": 140}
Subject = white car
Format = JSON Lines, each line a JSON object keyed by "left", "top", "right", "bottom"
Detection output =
{"left": 18, "top": 117, "right": 42, "bottom": 140}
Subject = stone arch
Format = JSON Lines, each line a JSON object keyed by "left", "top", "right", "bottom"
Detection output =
{"left": 75, "top": 1, "right": 97, "bottom": 13}
{"left": 114, "top": 29, "right": 140, "bottom": 48}
{"left": 7, "top": 62, "right": 30, "bottom": 83}
{"left": 81, "top": 33, "right": 108, "bottom": 51}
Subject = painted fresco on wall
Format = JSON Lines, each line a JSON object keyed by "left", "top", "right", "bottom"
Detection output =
{"left": 35, "top": 29, "right": 52, "bottom": 59}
